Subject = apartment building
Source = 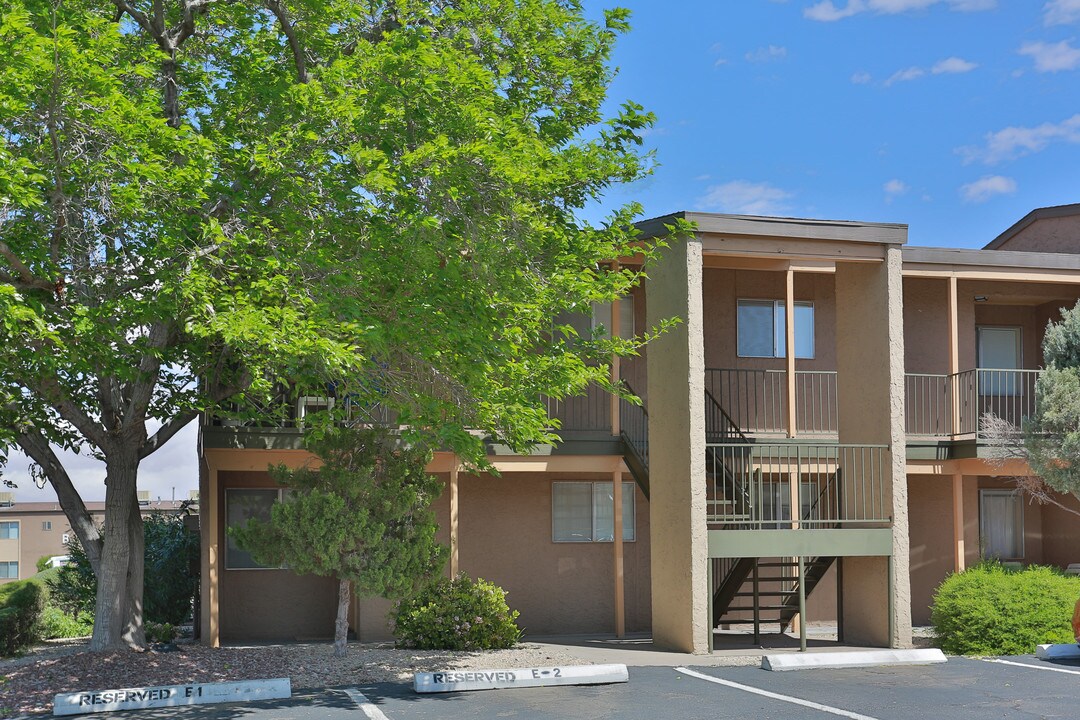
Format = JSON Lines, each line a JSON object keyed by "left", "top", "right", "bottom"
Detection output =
{"left": 198, "top": 203, "right": 1080, "bottom": 652}
{"left": 0, "top": 492, "right": 190, "bottom": 584}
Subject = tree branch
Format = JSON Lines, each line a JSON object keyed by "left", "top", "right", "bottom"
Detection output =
{"left": 124, "top": 321, "right": 173, "bottom": 431}
{"left": 0, "top": 241, "right": 54, "bottom": 292}
{"left": 265, "top": 0, "right": 310, "bottom": 83}
{"left": 16, "top": 429, "right": 103, "bottom": 575}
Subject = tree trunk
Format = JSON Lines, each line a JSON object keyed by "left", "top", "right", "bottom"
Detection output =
{"left": 90, "top": 451, "right": 145, "bottom": 651}
{"left": 334, "top": 578, "right": 350, "bottom": 658}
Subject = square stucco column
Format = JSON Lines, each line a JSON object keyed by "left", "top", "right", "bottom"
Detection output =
{"left": 835, "top": 246, "right": 912, "bottom": 648}
{"left": 646, "top": 235, "right": 709, "bottom": 653}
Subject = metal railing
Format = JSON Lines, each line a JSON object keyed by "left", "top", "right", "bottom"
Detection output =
{"left": 544, "top": 382, "right": 612, "bottom": 432}
{"left": 705, "top": 368, "right": 838, "bottom": 437}
{"left": 706, "top": 443, "right": 890, "bottom": 529}
{"left": 905, "top": 368, "right": 1041, "bottom": 439}
{"left": 619, "top": 381, "right": 649, "bottom": 470}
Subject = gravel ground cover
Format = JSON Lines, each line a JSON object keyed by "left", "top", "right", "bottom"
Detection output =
{"left": 0, "top": 639, "right": 589, "bottom": 717}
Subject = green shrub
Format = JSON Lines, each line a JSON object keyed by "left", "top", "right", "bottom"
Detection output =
{"left": 145, "top": 621, "right": 178, "bottom": 644}
{"left": 0, "top": 579, "right": 46, "bottom": 656}
{"left": 393, "top": 575, "right": 521, "bottom": 650}
{"left": 36, "top": 555, "right": 53, "bottom": 573}
{"left": 931, "top": 561, "right": 1080, "bottom": 655}
{"left": 37, "top": 606, "right": 93, "bottom": 640}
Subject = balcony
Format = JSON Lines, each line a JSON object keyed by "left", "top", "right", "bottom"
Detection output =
{"left": 708, "top": 367, "right": 1041, "bottom": 442}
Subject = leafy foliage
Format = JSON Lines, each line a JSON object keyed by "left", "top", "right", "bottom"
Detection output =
{"left": 1024, "top": 301, "right": 1080, "bottom": 496}
{"left": 145, "top": 621, "right": 178, "bottom": 644}
{"left": 0, "top": 578, "right": 46, "bottom": 656}
{"left": 47, "top": 514, "right": 199, "bottom": 625}
{"left": 931, "top": 561, "right": 1079, "bottom": 655}
{"left": 35, "top": 556, "right": 52, "bottom": 573}
{"left": 0, "top": 0, "right": 673, "bottom": 649}
{"left": 393, "top": 574, "right": 521, "bottom": 650}
{"left": 37, "top": 605, "right": 93, "bottom": 640}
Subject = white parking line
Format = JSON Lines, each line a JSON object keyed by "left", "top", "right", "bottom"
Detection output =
{"left": 982, "top": 658, "right": 1080, "bottom": 676}
{"left": 342, "top": 688, "right": 392, "bottom": 720}
{"left": 675, "top": 667, "right": 880, "bottom": 720}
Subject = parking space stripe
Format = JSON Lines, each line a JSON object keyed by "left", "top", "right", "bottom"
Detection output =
{"left": 981, "top": 658, "right": 1080, "bottom": 676}
{"left": 342, "top": 688, "right": 392, "bottom": 720}
{"left": 674, "top": 667, "right": 880, "bottom": 720}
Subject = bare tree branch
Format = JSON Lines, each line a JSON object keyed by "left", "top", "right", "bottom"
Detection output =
{"left": 16, "top": 429, "right": 103, "bottom": 575}
{"left": 265, "top": 0, "right": 310, "bottom": 83}
{"left": 982, "top": 412, "right": 1080, "bottom": 519}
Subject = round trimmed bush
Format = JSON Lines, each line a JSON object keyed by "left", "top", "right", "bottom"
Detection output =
{"left": 393, "top": 575, "right": 521, "bottom": 650}
{"left": 931, "top": 561, "right": 1080, "bottom": 655}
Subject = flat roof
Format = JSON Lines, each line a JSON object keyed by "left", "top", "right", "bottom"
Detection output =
{"left": 903, "top": 245, "right": 1080, "bottom": 271}
{"left": 984, "top": 202, "right": 1080, "bottom": 250}
{"left": 0, "top": 500, "right": 188, "bottom": 514}
{"left": 637, "top": 211, "right": 908, "bottom": 246}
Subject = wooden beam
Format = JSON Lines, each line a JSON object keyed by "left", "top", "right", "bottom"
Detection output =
{"left": 205, "top": 467, "right": 220, "bottom": 647}
{"left": 610, "top": 262, "right": 621, "bottom": 438}
{"left": 952, "top": 473, "right": 966, "bottom": 573}
{"left": 449, "top": 463, "right": 460, "bottom": 578}
{"left": 786, "top": 268, "right": 797, "bottom": 438}
{"left": 613, "top": 468, "right": 625, "bottom": 638}
{"left": 948, "top": 276, "right": 960, "bottom": 437}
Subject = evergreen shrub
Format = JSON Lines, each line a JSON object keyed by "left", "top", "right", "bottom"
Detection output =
{"left": 931, "top": 561, "right": 1080, "bottom": 655}
{"left": 393, "top": 575, "right": 521, "bottom": 650}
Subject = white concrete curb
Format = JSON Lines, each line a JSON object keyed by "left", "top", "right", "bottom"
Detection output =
{"left": 761, "top": 649, "right": 947, "bottom": 671}
{"left": 1035, "top": 643, "right": 1080, "bottom": 660}
{"left": 414, "top": 664, "right": 628, "bottom": 693}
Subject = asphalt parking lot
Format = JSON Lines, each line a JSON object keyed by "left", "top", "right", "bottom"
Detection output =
{"left": 35, "top": 655, "right": 1080, "bottom": 720}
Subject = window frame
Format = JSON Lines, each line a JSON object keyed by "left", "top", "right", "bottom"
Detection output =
{"left": 224, "top": 488, "right": 289, "bottom": 571}
{"left": 590, "top": 295, "right": 635, "bottom": 341}
{"left": 979, "top": 489, "right": 1025, "bottom": 561}
{"left": 0, "top": 521, "right": 19, "bottom": 540}
{"left": 42, "top": 521, "right": 52, "bottom": 531}
{"left": 0, "top": 561, "right": 17, "bottom": 579}
{"left": 736, "top": 299, "right": 815, "bottom": 359}
{"left": 551, "top": 481, "right": 636, "bottom": 543}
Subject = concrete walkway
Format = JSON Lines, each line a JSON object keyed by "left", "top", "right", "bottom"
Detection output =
{"left": 527, "top": 626, "right": 885, "bottom": 667}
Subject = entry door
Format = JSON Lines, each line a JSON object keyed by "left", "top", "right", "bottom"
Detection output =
{"left": 976, "top": 326, "right": 1021, "bottom": 396}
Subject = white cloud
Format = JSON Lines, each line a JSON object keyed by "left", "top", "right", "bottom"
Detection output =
{"left": 932, "top": 56, "right": 978, "bottom": 74}
{"left": 884, "top": 179, "right": 909, "bottom": 199}
{"left": 1019, "top": 40, "right": 1080, "bottom": 72}
{"left": 960, "top": 175, "right": 1017, "bottom": 202}
{"left": 745, "top": 45, "right": 788, "bottom": 63}
{"left": 698, "top": 180, "right": 794, "bottom": 215}
{"left": 851, "top": 71, "right": 873, "bottom": 83}
{"left": 884, "top": 66, "right": 926, "bottom": 85}
{"left": 960, "top": 114, "right": 1080, "bottom": 164}
{"left": 805, "top": 0, "right": 994, "bottom": 21}
{"left": 1045, "top": 0, "right": 1080, "bottom": 25}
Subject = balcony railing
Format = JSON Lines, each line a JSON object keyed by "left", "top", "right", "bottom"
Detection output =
{"left": 706, "top": 443, "right": 891, "bottom": 529}
{"left": 906, "top": 368, "right": 1041, "bottom": 439}
{"left": 705, "top": 368, "right": 837, "bottom": 438}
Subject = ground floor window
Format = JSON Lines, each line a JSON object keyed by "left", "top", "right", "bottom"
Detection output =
{"left": 980, "top": 489, "right": 1024, "bottom": 560}
{"left": 225, "top": 489, "right": 287, "bottom": 569}
{"left": 0, "top": 561, "right": 17, "bottom": 579}
{"left": 552, "top": 482, "right": 635, "bottom": 543}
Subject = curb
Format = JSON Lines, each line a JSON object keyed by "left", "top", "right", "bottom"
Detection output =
{"left": 762, "top": 649, "right": 947, "bottom": 671}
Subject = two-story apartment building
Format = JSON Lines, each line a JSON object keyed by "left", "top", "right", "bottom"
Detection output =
{"left": 198, "top": 203, "right": 1080, "bottom": 653}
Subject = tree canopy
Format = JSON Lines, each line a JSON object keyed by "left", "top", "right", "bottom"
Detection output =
{"left": 0, "top": 0, "right": 670, "bottom": 650}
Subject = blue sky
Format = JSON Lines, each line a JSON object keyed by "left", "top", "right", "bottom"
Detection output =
{"left": 587, "top": 0, "right": 1080, "bottom": 248}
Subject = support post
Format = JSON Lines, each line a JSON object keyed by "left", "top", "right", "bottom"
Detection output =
{"left": 611, "top": 262, "right": 622, "bottom": 437}
{"left": 948, "top": 276, "right": 960, "bottom": 436}
{"left": 786, "top": 268, "right": 797, "bottom": 438}
{"left": 203, "top": 467, "right": 220, "bottom": 647}
{"left": 797, "top": 555, "right": 807, "bottom": 652}
{"left": 753, "top": 559, "right": 761, "bottom": 645}
{"left": 952, "top": 473, "right": 965, "bottom": 573}
{"left": 836, "top": 557, "right": 845, "bottom": 644}
{"left": 449, "top": 463, "right": 459, "bottom": 578}
{"left": 613, "top": 466, "right": 625, "bottom": 638}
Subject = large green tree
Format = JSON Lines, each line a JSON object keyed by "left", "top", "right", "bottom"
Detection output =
{"left": 231, "top": 428, "right": 445, "bottom": 657}
{"left": 0, "top": 0, "right": 671, "bottom": 651}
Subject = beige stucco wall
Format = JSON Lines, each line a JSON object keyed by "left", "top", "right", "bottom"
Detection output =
{"left": 835, "top": 247, "right": 912, "bottom": 648}
{"left": 0, "top": 509, "right": 106, "bottom": 584}
{"left": 994, "top": 216, "right": 1080, "bottom": 253}
{"left": 646, "top": 235, "right": 709, "bottom": 653}
{"left": 903, "top": 277, "right": 951, "bottom": 374}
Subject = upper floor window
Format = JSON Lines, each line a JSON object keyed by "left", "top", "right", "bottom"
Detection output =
{"left": 42, "top": 521, "right": 52, "bottom": 531}
{"left": 591, "top": 296, "right": 635, "bottom": 341}
{"left": 0, "top": 522, "right": 18, "bottom": 540}
{"left": 737, "top": 299, "right": 814, "bottom": 359}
